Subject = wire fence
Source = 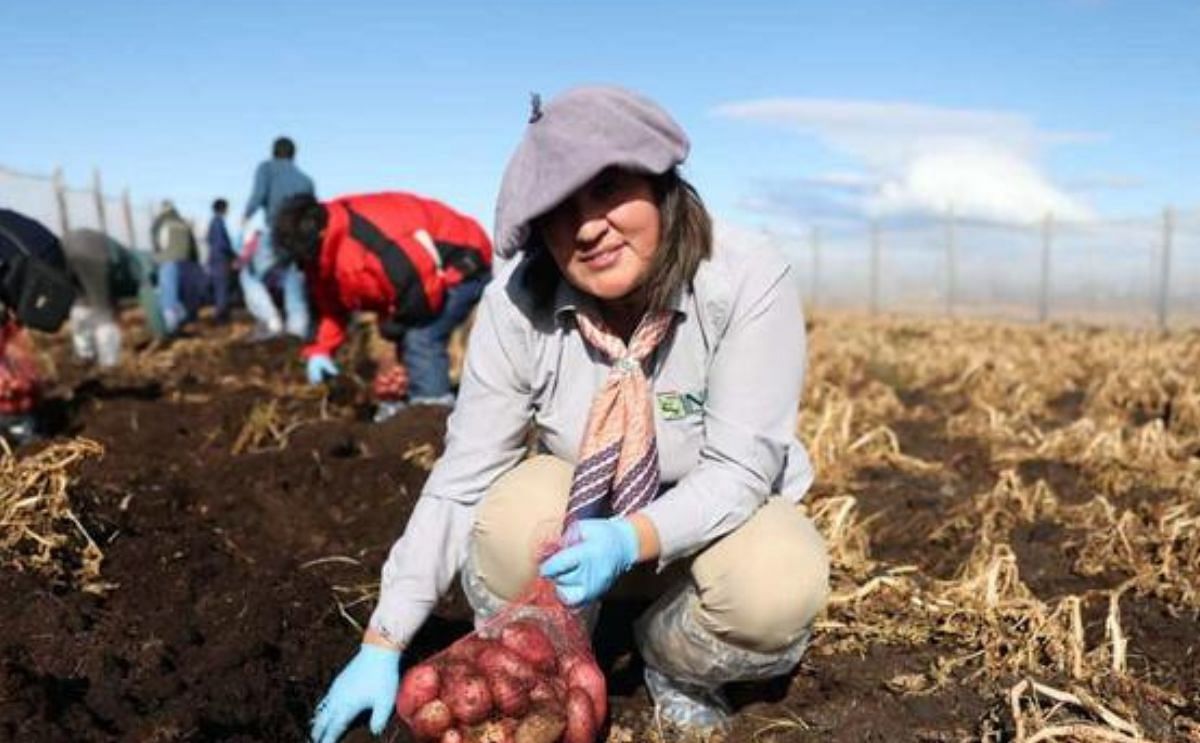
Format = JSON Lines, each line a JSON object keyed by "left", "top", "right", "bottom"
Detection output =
{"left": 3, "top": 162, "right": 1196, "bottom": 330}
{"left": 0, "top": 164, "right": 208, "bottom": 259}
{"left": 762, "top": 207, "right": 1199, "bottom": 330}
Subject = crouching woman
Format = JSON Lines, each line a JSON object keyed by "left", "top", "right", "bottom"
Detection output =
{"left": 311, "top": 85, "right": 830, "bottom": 743}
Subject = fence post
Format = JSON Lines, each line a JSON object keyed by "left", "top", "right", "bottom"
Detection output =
{"left": 869, "top": 219, "right": 881, "bottom": 316}
{"left": 146, "top": 202, "right": 157, "bottom": 251}
{"left": 1157, "top": 207, "right": 1175, "bottom": 331}
{"left": 51, "top": 167, "right": 70, "bottom": 236}
{"left": 92, "top": 168, "right": 108, "bottom": 235}
{"left": 122, "top": 189, "right": 137, "bottom": 249}
{"left": 810, "top": 225, "right": 821, "bottom": 313}
{"left": 945, "top": 206, "right": 957, "bottom": 317}
{"left": 1038, "top": 212, "right": 1054, "bottom": 323}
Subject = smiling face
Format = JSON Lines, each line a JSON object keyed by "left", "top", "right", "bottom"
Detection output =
{"left": 537, "top": 168, "right": 662, "bottom": 304}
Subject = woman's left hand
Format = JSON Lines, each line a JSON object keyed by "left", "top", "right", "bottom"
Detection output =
{"left": 539, "top": 518, "right": 640, "bottom": 606}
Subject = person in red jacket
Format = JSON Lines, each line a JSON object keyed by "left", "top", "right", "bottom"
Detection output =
{"left": 273, "top": 192, "right": 492, "bottom": 415}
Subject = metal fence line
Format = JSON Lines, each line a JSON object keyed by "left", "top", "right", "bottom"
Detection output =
{"left": 0, "top": 163, "right": 207, "bottom": 259}
{"left": 766, "top": 204, "right": 1197, "bottom": 330}
{"left": 2, "top": 161, "right": 1197, "bottom": 330}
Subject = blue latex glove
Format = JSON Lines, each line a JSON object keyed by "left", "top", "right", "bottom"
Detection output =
{"left": 539, "top": 518, "right": 640, "bottom": 606}
{"left": 311, "top": 644, "right": 401, "bottom": 743}
{"left": 306, "top": 355, "right": 339, "bottom": 385}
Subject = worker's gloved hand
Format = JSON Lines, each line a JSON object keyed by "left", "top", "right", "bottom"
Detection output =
{"left": 539, "top": 518, "right": 639, "bottom": 606}
{"left": 311, "top": 644, "right": 401, "bottom": 743}
{"left": 306, "top": 355, "right": 339, "bottom": 385}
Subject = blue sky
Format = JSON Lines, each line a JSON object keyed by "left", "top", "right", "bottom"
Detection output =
{"left": 1, "top": 0, "right": 1196, "bottom": 237}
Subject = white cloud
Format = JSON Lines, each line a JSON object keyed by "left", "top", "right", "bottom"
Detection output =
{"left": 712, "top": 219, "right": 772, "bottom": 250}
{"left": 712, "top": 218, "right": 809, "bottom": 265}
{"left": 871, "top": 143, "right": 1090, "bottom": 222}
{"left": 714, "top": 98, "right": 1100, "bottom": 223}
{"left": 1066, "top": 173, "right": 1144, "bottom": 191}
{"left": 801, "top": 171, "right": 878, "bottom": 192}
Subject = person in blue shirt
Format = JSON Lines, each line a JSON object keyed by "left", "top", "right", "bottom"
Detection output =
{"left": 206, "top": 199, "right": 236, "bottom": 324}
{"left": 240, "top": 136, "right": 314, "bottom": 341}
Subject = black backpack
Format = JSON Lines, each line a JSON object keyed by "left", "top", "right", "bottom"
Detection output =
{"left": 0, "top": 221, "right": 76, "bottom": 333}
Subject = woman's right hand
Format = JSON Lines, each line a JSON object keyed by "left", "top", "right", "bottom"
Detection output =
{"left": 310, "top": 644, "right": 402, "bottom": 743}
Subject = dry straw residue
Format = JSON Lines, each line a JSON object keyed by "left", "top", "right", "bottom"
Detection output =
{"left": 799, "top": 314, "right": 1199, "bottom": 742}
{"left": 232, "top": 398, "right": 312, "bottom": 454}
{"left": 0, "top": 437, "right": 106, "bottom": 592}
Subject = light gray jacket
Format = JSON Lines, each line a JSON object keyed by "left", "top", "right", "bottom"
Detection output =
{"left": 368, "top": 238, "right": 814, "bottom": 646}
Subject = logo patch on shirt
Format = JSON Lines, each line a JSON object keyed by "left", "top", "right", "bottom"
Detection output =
{"left": 657, "top": 391, "right": 706, "bottom": 420}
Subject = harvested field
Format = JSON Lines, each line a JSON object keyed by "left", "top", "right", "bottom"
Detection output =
{"left": 1, "top": 312, "right": 1197, "bottom": 742}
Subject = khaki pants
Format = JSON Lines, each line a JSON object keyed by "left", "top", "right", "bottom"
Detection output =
{"left": 470, "top": 456, "right": 830, "bottom": 653}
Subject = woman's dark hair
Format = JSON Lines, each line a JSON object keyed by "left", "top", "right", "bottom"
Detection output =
{"left": 523, "top": 167, "right": 712, "bottom": 312}
{"left": 211, "top": 198, "right": 228, "bottom": 214}
{"left": 272, "top": 136, "right": 296, "bottom": 159}
{"left": 273, "top": 193, "right": 327, "bottom": 267}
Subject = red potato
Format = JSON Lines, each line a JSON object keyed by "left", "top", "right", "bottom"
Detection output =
{"left": 444, "top": 673, "right": 494, "bottom": 725}
{"left": 446, "top": 635, "right": 494, "bottom": 663}
{"left": 486, "top": 671, "right": 530, "bottom": 717}
{"left": 564, "top": 657, "right": 607, "bottom": 723}
{"left": 397, "top": 664, "right": 441, "bottom": 719}
{"left": 558, "top": 652, "right": 582, "bottom": 677}
{"left": 372, "top": 364, "right": 409, "bottom": 400}
{"left": 440, "top": 729, "right": 465, "bottom": 743}
{"left": 476, "top": 645, "right": 538, "bottom": 683}
{"left": 513, "top": 709, "right": 566, "bottom": 743}
{"left": 499, "top": 620, "right": 558, "bottom": 674}
{"left": 440, "top": 659, "right": 479, "bottom": 681}
{"left": 563, "top": 686, "right": 598, "bottom": 743}
{"left": 468, "top": 718, "right": 518, "bottom": 743}
{"left": 410, "top": 699, "right": 453, "bottom": 740}
{"left": 528, "top": 677, "right": 565, "bottom": 706}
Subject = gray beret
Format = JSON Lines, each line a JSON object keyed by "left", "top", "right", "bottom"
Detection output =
{"left": 493, "top": 85, "right": 690, "bottom": 259}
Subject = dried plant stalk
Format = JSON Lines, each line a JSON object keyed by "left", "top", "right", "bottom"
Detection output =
{"left": 0, "top": 437, "right": 106, "bottom": 591}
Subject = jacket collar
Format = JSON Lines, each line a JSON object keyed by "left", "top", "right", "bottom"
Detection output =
{"left": 551, "top": 276, "right": 689, "bottom": 326}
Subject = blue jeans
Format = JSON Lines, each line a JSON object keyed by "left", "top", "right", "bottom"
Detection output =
{"left": 158, "top": 260, "right": 184, "bottom": 335}
{"left": 159, "top": 261, "right": 211, "bottom": 335}
{"left": 209, "top": 259, "right": 233, "bottom": 321}
{"left": 401, "top": 276, "right": 488, "bottom": 402}
{"left": 240, "top": 231, "right": 311, "bottom": 338}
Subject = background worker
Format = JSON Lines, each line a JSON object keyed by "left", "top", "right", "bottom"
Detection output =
{"left": 149, "top": 200, "right": 199, "bottom": 336}
{"left": 0, "top": 208, "right": 76, "bottom": 444}
{"left": 273, "top": 190, "right": 492, "bottom": 415}
{"left": 205, "top": 198, "right": 237, "bottom": 324}
{"left": 240, "top": 136, "right": 315, "bottom": 341}
{"left": 62, "top": 228, "right": 166, "bottom": 367}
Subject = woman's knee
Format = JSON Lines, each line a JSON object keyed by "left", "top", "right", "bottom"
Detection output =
{"left": 691, "top": 499, "right": 830, "bottom": 652}
{"left": 470, "top": 455, "right": 573, "bottom": 601}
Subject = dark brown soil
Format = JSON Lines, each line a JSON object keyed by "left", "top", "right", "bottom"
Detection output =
{"left": 763, "top": 646, "right": 992, "bottom": 742}
{"left": 1015, "top": 459, "right": 1093, "bottom": 504}
{"left": 0, "top": 317, "right": 1195, "bottom": 742}
{"left": 0, "top": 323, "right": 468, "bottom": 742}
{"left": 1009, "top": 521, "right": 1131, "bottom": 601}
{"left": 849, "top": 465, "right": 973, "bottom": 579}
